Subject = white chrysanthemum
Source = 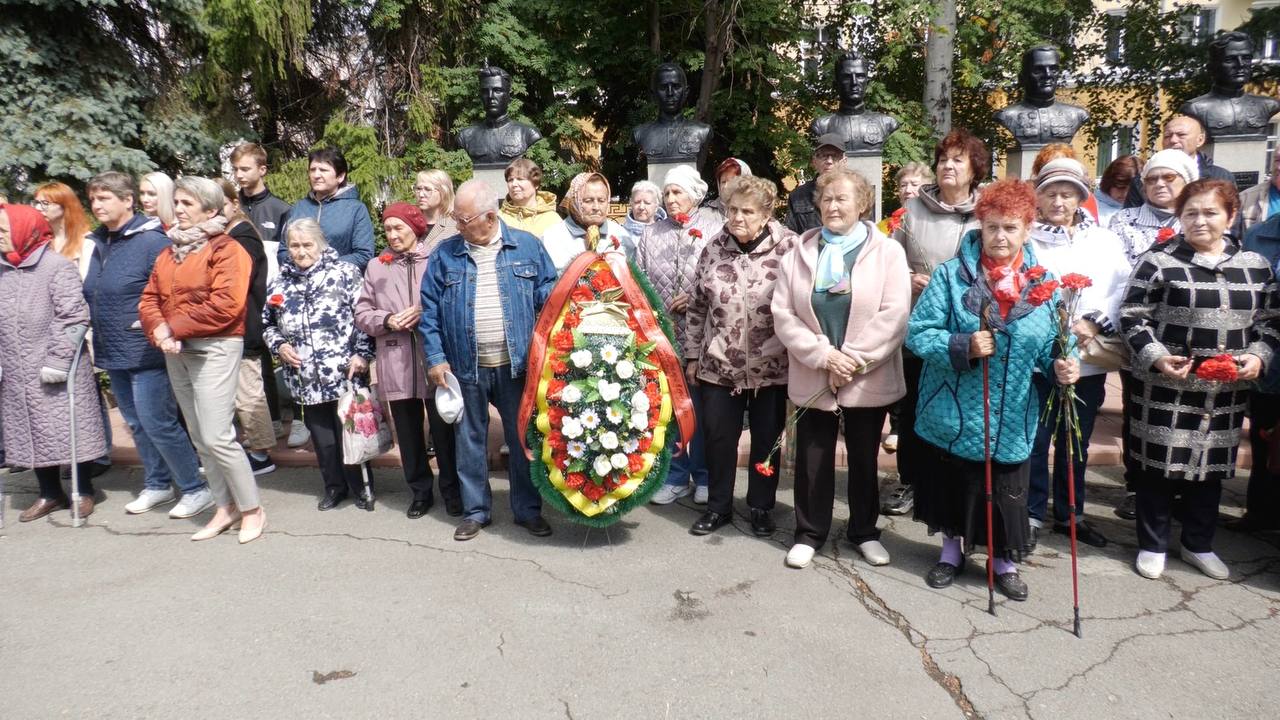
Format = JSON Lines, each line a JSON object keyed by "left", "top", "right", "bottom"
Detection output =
{"left": 561, "top": 384, "right": 582, "bottom": 403}
{"left": 631, "top": 412, "right": 649, "bottom": 430}
{"left": 632, "top": 391, "right": 650, "bottom": 413}
{"left": 600, "top": 344, "right": 620, "bottom": 364}
{"left": 605, "top": 406, "right": 624, "bottom": 424}
{"left": 599, "top": 431, "right": 619, "bottom": 449}
{"left": 561, "top": 417, "right": 584, "bottom": 439}
{"left": 593, "top": 455, "right": 613, "bottom": 477}
{"left": 571, "top": 349, "right": 593, "bottom": 368}
{"left": 580, "top": 408, "right": 601, "bottom": 429}
{"left": 622, "top": 437, "right": 640, "bottom": 453}
{"left": 567, "top": 440, "right": 587, "bottom": 458}
{"left": 611, "top": 452, "right": 629, "bottom": 469}
{"left": 599, "top": 380, "right": 621, "bottom": 401}
{"left": 615, "top": 359, "right": 635, "bottom": 379}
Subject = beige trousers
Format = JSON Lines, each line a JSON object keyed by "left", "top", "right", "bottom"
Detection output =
{"left": 235, "top": 356, "right": 276, "bottom": 451}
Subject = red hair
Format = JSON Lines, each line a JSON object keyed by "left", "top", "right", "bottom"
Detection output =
{"left": 933, "top": 129, "right": 990, "bottom": 189}
{"left": 34, "top": 182, "right": 91, "bottom": 262}
{"left": 974, "top": 179, "right": 1036, "bottom": 225}
{"left": 1175, "top": 178, "right": 1240, "bottom": 218}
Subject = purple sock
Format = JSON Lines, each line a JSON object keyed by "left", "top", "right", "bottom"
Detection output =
{"left": 993, "top": 557, "right": 1017, "bottom": 575}
{"left": 939, "top": 535, "right": 963, "bottom": 566}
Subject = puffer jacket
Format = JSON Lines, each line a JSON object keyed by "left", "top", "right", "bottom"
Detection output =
{"left": 686, "top": 221, "right": 796, "bottom": 389}
{"left": 277, "top": 184, "right": 376, "bottom": 270}
{"left": 354, "top": 241, "right": 430, "bottom": 403}
{"left": 263, "top": 247, "right": 374, "bottom": 406}
{"left": 905, "top": 232, "right": 1062, "bottom": 464}
{"left": 635, "top": 206, "right": 724, "bottom": 351}
{"left": 499, "top": 190, "right": 561, "bottom": 239}
{"left": 893, "top": 184, "right": 979, "bottom": 282}
{"left": 138, "top": 235, "right": 251, "bottom": 342}
{"left": 83, "top": 213, "right": 170, "bottom": 371}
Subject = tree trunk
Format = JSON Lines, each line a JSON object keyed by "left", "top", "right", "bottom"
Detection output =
{"left": 649, "top": 0, "right": 661, "bottom": 58}
{"left": 923, "top": 0, "right": 956, "bottom": 137}
{"left": 695, "top": 0, "right": 734, "bottom": 125}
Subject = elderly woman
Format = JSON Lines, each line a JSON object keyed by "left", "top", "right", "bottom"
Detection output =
{"left": 906, "top": 179, "right": 1081, "bottom": 601}
{"left": 703, "top": 157, "right": 751, "bottom": 220}
{"left": 138, "top": 177, "right": 264, "bottom": 543}
{"left": 498, "top": 158, "right": 561, "bottom": 239}
{"left": 684, "top": 176, "right": 797, "bottom": 536}
{"left": 1095, "top": 156, "right": 1140, "bottom": 228}
{"left": 773, "top": 169, "right": 911, "bottom": 567}
{"left": 622, "top": 180, "right": 666, "bottom": 238}
{"left": 139, "top": 171, "right": 177, "bottom": 229}
{"left": 637, "top": 164, "right": 723, "bottom": 504}
{"left": 412, "top": 169, "right": 459, "bottom": 254}
{"left": 542, "top": 172, "right": 635, "bottom": 274}
{"left": 1121, "top": 179, "right": 1280, "bottom": 581}
{"left": 0, "top": 205, "right": 107, "bottom": 521}
{"left": 355, "top": 202, "right": 460, "bottom": 519}
{"left": 1025, "top": 158, "right": 1132, "bottom": 551}
{"left": 887, "top": 129, "right": 987, "bottom": 517}
{"left": 265, "top": 219, "right": 375, "bottom": 511}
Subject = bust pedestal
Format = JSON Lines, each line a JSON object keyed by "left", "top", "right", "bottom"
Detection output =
{"left": 1206, "top": 139, "right": 1268, "bottom": 190}
{"left": 1005, "top": 148, "right": 1038, "bottom": 180}
{"left": 844, "top": 152, "right": 884, "bottom": 221}
{"left": 470, "top": 166, "right": 510, "bottom": 201}
{"left": 645, "top": 160, "right": 694, "bottom": 187}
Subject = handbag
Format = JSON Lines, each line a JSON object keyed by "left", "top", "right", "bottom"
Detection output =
{"left": 1079, "top": 333, "right": 1128, "bottom": 372}
{"left": 338, "top": 381, "right": 393, "bottom": 465}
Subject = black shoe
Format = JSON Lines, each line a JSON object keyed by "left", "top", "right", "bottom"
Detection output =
{"left": 1024, "top": 524, "right": 1040, "bottom": 554}
{"left": 246, "top": 452, "right": 276, "bottom": 476}
{"left": 444, "top": 500, "right": 464, "bottom": 517}
{"left": 407, "top": 497, "right": 432, "bottom": 519}
{"left": 317, "top": 489, "right": 347, "bottom": 511}
{"left": 1225, "top": 515, "right": 1280, "bottom": 533}
{"left": 354, "top": 492, "right": 375, "bottom": 511}
{"left": 881, "top": 483, "right": 914, "bottom": 515}
{"left": 1054, "top": 520, "right": 1108, "bottom": 548}
{"left": 690, "top": 511, "right": 733, "bottom": 536}
{"left": 516, "top": 515, "right": 553, "bottom": 537}
{"left": 454, "top": 518, "right": 490, "bottom": 541}
{"left": 1114, "top": 493, "right": 1137, "bottom": 520}
{"left": 926, "top": 562, "right": 963, "bottom": 588}
{"left": 995, "top": 572, "right": 1029, "bottom": 601}
{"left": 749, "top": 508, "right": 776, "bottom": 537}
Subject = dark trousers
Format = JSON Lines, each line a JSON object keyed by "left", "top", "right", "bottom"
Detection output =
{"left": 35, "top": 463, "right": 96, "bottom": 500}
{"left": 794, "top": 404, "right": 888, "bottom": 548}
{"left": 1119, "top": 370, "right": 1142, "bottom": 492}
{"left": 1029, "top": 373, "right": 1106, "bottom": 523}
{"left": 700, "top": 382, "right": 787, "bottom": 515}
{"left": 303, "top": 400, "right": 365, "bottom": 496}
{"left": 1246, "top": 391, "right": 1280, "bottom": 526}
{"left": 1135, "top": 472, "right": 1221, "bottom": 553}
{"left": 389, "top": 397, "right": 460, "bottom": 506}
{"left": 259, "top": 352, "right": 280, "bottom": 422}
{"left": 896, "top": 355, "right": 925, "bottom": 486}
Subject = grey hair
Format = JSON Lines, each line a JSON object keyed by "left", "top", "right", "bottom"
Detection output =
{"left": 629, "top": 180, "right": 661, "bottom": 202}
{"left": 285, "top": 218, "right": 328, "bottom": 249}
{"left": 455, "top": 178, "right": 500, "bottom": 214}
{"left": 895, "top": 161, "right": 935, "bottom": 184}
{"left": 174, "top": 176, "right": 224, "bottom": 214}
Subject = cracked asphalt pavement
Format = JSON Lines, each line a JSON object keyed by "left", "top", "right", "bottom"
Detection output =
{"left": 1, "top": 465, "right": 1277, "bottom": 719}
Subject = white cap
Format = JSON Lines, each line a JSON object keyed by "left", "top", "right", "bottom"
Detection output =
{"left": 1142, "top": 149, "right": 1199, "bottom": 184}
{"left": 433, "top": 371, "right": 464, "bottom": 424}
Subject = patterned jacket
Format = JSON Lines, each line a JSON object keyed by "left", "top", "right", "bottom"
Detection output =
{"left": 635, "top": 206, "right": 724, "bottom": 352}
{"left": 685, "top": 221, "right": 797, "bottom": 389}
{"left": 1120, "top": 237, "right": 1280, "bottom": 482}
{"left": 1107, "top": 203, "right": 1180, "bottom": 267}
{"left": 263, "top": 247, "right": 374, "bottom": 406}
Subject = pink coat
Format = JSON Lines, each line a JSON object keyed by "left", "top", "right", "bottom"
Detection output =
{"left": 354, "top": 241, "right": 430, "bottom": 402}
{"left": 771, "top": 223, "right": 911, "bottom": 411}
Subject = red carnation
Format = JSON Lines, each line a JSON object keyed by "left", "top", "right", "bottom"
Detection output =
{"left": 565, "top": 472, "right": 587, "bottom": 490}
{"left": 995, "top": 286, "right": 1021, "bottom": 306}
{"left": 581, "top": 482, "right": 606, "bottom": 502}
{"left": 591, "top": 268, "right": 620, "bottom": 291}
{"left": 1026, "top": 279, "right": 1059, "bottom": 306}
{"left": 553, "top": 330, "right": 575, "bottom": 351}
{"left": 673, "top": 212, "right": 691, "bottom": 226}
{"left": 1156, "top": 227, "right": 1176, "bottom": 244}
{"left": 688, "top": 228, "right": 703, "bottom": 239}
{"left": 1196, "top": 354, "right": 1239, "bottom": 383}
{"left": 547, "top": 378, "right": 566, "bottom": 399}
{"left": 551, "top": 357, "right": 569, "bottom": 375}
{"left": 1060, "top": 273, "right": 1093, "bottom": 290}
{"left": 548, "top": 406, "right": 567, "bottom": 425}
{"left": 754, "top": 461, "right": 775, "bottom": 477}
{"left": 628, "top": 454, "right": 646, "bottom": 474}
{"left": 562, "top": 311, "right": 582, "bottom": 329}
{"left": 547, "top": 431, "right": 567, "bottom": 451}
{"left": 570, "top": 285, "right": 595, "bottom": 304}
{"left": 378, "top": 251, "right": 395, "bottom": 265}
{"left": 268, "top": 293, "right": 285, "bottom": 307}
{"left": 1025, "top": 265, "right": 1047, "bottom": 281}
{"left": 637, "top": 436, "right": 653, "bottom": 452}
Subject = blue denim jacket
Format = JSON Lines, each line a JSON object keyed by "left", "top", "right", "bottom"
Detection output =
{"left": 419, "top": 221, "right": 557, "bottom": 383}
{"left": 1244, "top": 216, "right": 1280, "bottom": 393}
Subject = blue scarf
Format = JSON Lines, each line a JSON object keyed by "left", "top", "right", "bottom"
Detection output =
{"left": 814, "top": 223, "right": 868, "bottom": 293}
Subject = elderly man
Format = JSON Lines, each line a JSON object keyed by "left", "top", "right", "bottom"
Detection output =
{"left": 1238, "top": 152, "right": 1280, "bottom": 232}
{"left": 784, "top": 134, "right": 845, "bottom": 233}
{"left": 419, "top": 179, "right": 558, "bottom": 541}
{"left": 1124, "top": 115, "right": 1236, "bottom": 209}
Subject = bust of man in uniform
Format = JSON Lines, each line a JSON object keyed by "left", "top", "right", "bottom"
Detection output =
{"left": 633, "top": 63, "right": 711, "bottom": 164}
{"left": 809, "top": 52, "right": 899, "bottom": 156}
{"left": 456, "top": 64, "right": 544, "bottom": 169}
{"left": 1180, "top": 31, "right": 1280, "bottom": 142}
{"left": 993, "top": 45, "right": 1089, "bottom": 150}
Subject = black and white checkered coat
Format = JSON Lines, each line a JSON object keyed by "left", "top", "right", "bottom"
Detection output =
{"left": 1120, "top": 237, "right": 1280, "bottom": 482}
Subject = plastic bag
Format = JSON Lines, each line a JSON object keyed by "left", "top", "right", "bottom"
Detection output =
{"left": 339, "top": 382, "right": 393, "bottom": 465}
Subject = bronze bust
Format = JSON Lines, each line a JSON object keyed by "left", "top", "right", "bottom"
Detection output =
{"left": 993, "top": 45, "right": 1089, "bottom": 150}
{"left": 633, "top": 63, "right": 711, "bottom": 164}
{"left": 456, "top": 65, "right": 543, "bottom": 169}
{"left": 1180, "top": 32, "right": 1280, "bottom": 142}
{"left": 809, "top": 53, "right": 899, "bottom": 157}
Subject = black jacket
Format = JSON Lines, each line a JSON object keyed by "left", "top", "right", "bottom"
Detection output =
{"left": 784, "top": 179, "right": 821, "bottom": 234}
{"left": 228, "top": 220, "right": 267, "bottom": 354}
{"left": 239, "top": 188, "right": 291, "bottom": 244}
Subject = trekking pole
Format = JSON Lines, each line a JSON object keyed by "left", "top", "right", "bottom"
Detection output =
{"left": 1064, "top": 398, "right": 1083, "bottom": 638}
{"left": 68, "top": 326, "right": 88, "bottom": 528}
{"left": 980, "top": 301, "right": 996, "bottom": 616}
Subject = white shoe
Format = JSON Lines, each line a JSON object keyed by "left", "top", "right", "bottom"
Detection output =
{"left": 1136, "top": 550, "right": 1166, "bottom": 579}
{"left": 786, "top": 543, "right": 816, "bottom": 568}
{"left": 650, "top": 483, "right": 692, "bottom": 505}
{"left": 857, "top": 540, "right": 891, "bottom": 566}
{"left": 1180, "top": 549, "right": 1229, "bottom": 580}
{"left": 693, "top": 485, "right": 708, "bottom": 505}
{"left": 287, "top": 422, "right": 310, "bottom": 448}
{"left": 170, "top": 488, "right": 215, "bottom": 519}
{"left": 124, "top": 487, "right": 176, "bottom": 514}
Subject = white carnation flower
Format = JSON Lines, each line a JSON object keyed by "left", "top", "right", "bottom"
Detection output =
{"left": 599, "top": 380, "right": 621, "bottom": 401}
{"left": 561, "top": 417, "right": 584, "bottom": 439}
{"left": 622, "top": 438, "right": 640, "bottom": 453}
{"left": 631, "top": 391, "right": 651, "bottom": 413}
{"left": 593, "top": 455, "right": 613, "bottom": 477}
{"left": 631, "top": 412, "right": 649, "bottom": 430}
{"left": 571, "top": 349, "right": 593, "bottom": 368}
{"left": 599, "top": 431, "right": 619, "bottom": 449}
{"left": 615, "top": 359, "right": 635, "bottom": 379}
{"left": 561, "top": 384, "right": 582, "bottom": 403}
{"left": 611, "top": 452, "right": 629, "bottom": 469}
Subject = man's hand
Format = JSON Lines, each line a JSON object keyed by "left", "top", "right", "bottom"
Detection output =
{"left": 158, "top": 337, "right": 182, "bottom": 355}
{"left": 428, "top": 362, "right": 452, "bottom": 388}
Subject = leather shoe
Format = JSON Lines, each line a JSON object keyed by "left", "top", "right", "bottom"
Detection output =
{"left": 1024, "top": 524, "right": 1040, "bottom": 554}
{"left": 407, "top": 497, "right": 432, "bottom": 519}
{"left": 690, "top": 511, "right": 733, "bottom": 536}
{"left": 19, "top": 497, "right": 66, "bottom": 522}
{"left": 444, "top": 498, "right": 464, "bottom": 517}
{"left": 749, "top": 508, "right": 775, "bottom": 537}
{"left": 516, "top": 515, "right": 553, "bottom": 537}
{"left": 926, "top": 561, "right": 963, "bottom": 588}
{"left": 354, "top": 492, "right": 375, "bottom": 511}
{"left": 454, "top": 518, "right": 490, "bottom": 541}
{"left": 317, "top": 489, "right": 347, "bottom": 511}
{"left": 1054, "top": 520, "right": 1108, "bottom": 548}
{"left": 75, "top": 496, "right": 94, "bottom": 519}
{"left": 1114, "top": 493, "right": 1137, "bottom": 520}
{"left": 995, "top": 572, "right": 1029, "bottom": 601}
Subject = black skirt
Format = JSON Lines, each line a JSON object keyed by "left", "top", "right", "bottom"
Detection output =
{"left": 912, "top": 444, "right": 1030, "bottom": 563}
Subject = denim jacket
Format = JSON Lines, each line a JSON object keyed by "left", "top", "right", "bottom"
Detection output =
{"left": 419, "top": 221, "right": 556, "bottom": 383}
{"left": 1244, "top": 215, "right": 1280, "bottom": 393}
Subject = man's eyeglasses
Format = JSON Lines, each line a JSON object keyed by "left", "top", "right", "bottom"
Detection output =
{"left": 452, "top": 210, "right": 490, "bottom": 226}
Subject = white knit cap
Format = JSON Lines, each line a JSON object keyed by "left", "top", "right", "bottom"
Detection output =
{"left": 662, "top": 164, "right": 709, "bottom": 205}
{"left": 1142, "top": 149, "right": 1199, "bottom": 184}
{"left": 1035, "top": 158, "right": 1090, "bottom": 200}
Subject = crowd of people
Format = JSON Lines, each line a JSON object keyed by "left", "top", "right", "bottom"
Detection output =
{"left": 1, "top": 113, "right": 1278, "bottom": 597}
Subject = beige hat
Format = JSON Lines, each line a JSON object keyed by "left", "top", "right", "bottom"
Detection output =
{"left": 1035, "top": 158, "right": 1091, "bottom": 200}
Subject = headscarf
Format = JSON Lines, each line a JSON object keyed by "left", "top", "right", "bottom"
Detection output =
{"left": 382, "top": 201, "right": 429, "bottom": 238}
{"left": 166, "top": 216, "right": 228, "bottom": 263}
{"left": 662, "top": 165, "right": 709, "bottom": 207}
{"left": 563, "top": 172, "right": 612, "bottom": 251}
{"left": 2, "top": 204, "right": 54, "bottom": 267}
{"left": 716, "top": 157, "right": 752, "bottom": 181}
{"left": 814, "top": 223, "right": 868, "bottom": 294}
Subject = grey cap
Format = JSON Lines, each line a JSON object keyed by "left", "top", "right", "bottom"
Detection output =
{"left": 814, "top": 133, "right": 846, "bottom": 153}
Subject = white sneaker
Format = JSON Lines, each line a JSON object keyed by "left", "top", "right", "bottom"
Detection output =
{"left": 287, "top": 422, "right": 311, "bottom": 448}
{"left": 650, "top": 483, "right": 692, "bottom": 505}
{"left": 1180, "top": 549, "right": 1229, "bottom": 580}
{"left": 170, "top": 488, "right": 215, "bottom": 519}
{"left": 857, "top": 540, "right": 891, "bottom": 566}
{"left": 124, "top": 487, "right": 176, "bottom": 514}
{"left": 786, "top": 543, "right": 816, "bottom": 568}
{"left": 693, "top": 485, "right": 708, "bottom": 505}
{"left": 1135, "top": 550, "right": 1166, "bottom": 579}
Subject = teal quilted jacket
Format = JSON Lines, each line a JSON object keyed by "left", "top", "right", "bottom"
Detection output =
{"left": 905, "top": 231, "right": 1064, "bottom": 464}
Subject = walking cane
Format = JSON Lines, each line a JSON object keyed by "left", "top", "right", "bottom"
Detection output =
{"left": 1063, "top": 392, "right": 1083, "bottom": 638}
{"left": 68, "top": 326, "right": 89, "bottom": 528}
{"left": 980, "top": 300, "right": 996, "bottom": 616}
{"left": 360, "top": 462, "right": 375, "bottom": 512}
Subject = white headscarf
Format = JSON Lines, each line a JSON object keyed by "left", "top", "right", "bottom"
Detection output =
{"left": 662, "top": 164, "right": 709, "bottom": 206}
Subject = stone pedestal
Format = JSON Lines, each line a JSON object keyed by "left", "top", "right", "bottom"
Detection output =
{"left": 471, "top": 166, "right": 509, "bottom": 201}
{"left": 646, "top": 160, "right": 696, "bottom": 186}
{"left": 1207, "top": 139, "right": 1268, "bottom": 190}
{"left": 1005, "top": 148, "right": 1038, "bottom": 180}
{"left": 845, "top": 153, "right": 884, "bottom": 221}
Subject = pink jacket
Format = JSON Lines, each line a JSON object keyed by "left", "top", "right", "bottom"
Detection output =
{"left": 771, "top": 223, "right": 912, "bottom": 411}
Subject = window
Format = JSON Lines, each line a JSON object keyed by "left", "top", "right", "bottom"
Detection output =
{"left": 1261, "top": 32, "right": 1280, "bottom": 62}
{"left": 1266, "top": 122, "right": 1280, "bottom": 179}
{"left": 1180, "top": 7, "right": 1217, "bottom": 46}
{"left": 799, "top": 25, "right": 839, "bottom": 79}
{"left": 1105, "top": 11, "right": 1126, "bottom": 65}
{"left": 1096, "top": 125, "right": 1138, "bottom": 176}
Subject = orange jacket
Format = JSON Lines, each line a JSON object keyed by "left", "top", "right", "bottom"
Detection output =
{"left": 139, "top": 235, "right": 251, "bottom": 342}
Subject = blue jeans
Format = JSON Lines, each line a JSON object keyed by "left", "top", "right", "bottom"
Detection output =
{"left": 666, "top": 380, "right": 708, "bottom": 488}
{"left": 1029, "top": 373, "right": 1106, "bottom": 523}
{"left": 107, "top": 367, "right": 204, "bottom": 494}
{"left": 455, "top": 366, "right": 541, "bottom": 524}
